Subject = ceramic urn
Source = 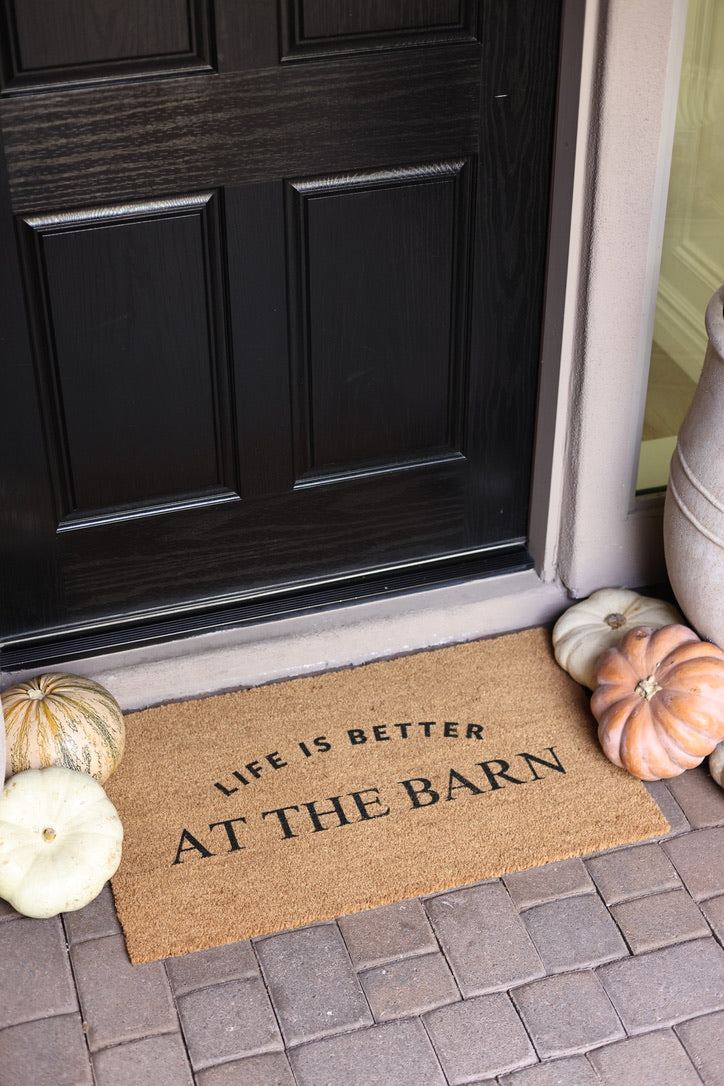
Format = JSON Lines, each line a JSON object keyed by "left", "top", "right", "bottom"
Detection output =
{"left": 663, "top": 284, "right": 724, "bottom": 649}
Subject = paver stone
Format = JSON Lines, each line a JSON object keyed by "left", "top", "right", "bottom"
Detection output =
{"left": 588, "top": 1029, "right": 701, "bottom": 1085}
{"left": 425, "top": 883, "right": 544, "bottom": 996}
{"left": 511, "top": 970, "right": 624, "bottom": 1059}
{"left": 598, "top": 937, "right": 724, "bottom": 1033}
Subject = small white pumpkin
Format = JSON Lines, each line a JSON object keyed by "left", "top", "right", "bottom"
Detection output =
{"left": 0, "top": 767, "right": 123, "bottom": 918}
{"left": 0, "top": 697, "right": 5, "bottom": 788}
{"left": 552, "top": 588, "right": 683, "bottom": 689}
{"left": 710, "top": 742, "right": 724, "bottom": 790}
{"left": 3, "top": 673, "right": 125, "bottom": 784}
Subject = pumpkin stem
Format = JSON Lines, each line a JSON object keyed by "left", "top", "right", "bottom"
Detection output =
{"left": 605, "top": 612, "right": 627, "bottom": 629}
{"left": 635, "top": 675, "right": 662, "bottom": 701}
{"left": 42, "top": 827, "right": 56, "bottom": 842}
{"left": 27, "top": 689, "right": 45, "bottom": 700}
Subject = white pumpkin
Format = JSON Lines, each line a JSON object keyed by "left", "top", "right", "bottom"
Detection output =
{"left": 0, "top": 767, "right": 123, "bottom": 918}
{"left": 552, "top": 588, "right": 683, "bottom": 689}
{"left": 0, "top": 697, "right": 5, "bottom": 788}
{"left": 710, "top": 742, "right": 724, "bottom": 790}
{"left": 3, "top": 673, "right": 125, "bottom": 784}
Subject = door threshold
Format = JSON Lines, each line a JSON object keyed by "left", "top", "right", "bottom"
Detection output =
{"left": 1, "top": 547, "right": 532, "bottom": 671}
{"left": 0, "top": 569, "right": 570, "bottom": 711}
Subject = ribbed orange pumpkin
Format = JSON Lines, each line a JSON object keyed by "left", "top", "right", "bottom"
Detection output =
{"left": 591, "top": 624, "right": 724, "bottom": 780}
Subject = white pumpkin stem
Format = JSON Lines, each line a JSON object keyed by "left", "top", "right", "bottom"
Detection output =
{"left": 605, "top": 613, "right": 627, "bottom": 629}
{"left": 635, "top": 675, "right": 662, "bottom": 701}
{"left": 42, "top": 827, "right": 56, "bottom": 842}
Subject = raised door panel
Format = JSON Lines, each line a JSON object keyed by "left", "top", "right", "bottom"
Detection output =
{"left": 0, "top": 0, "right": 212, "bottom": 90}
{"left": 281, "top": 0, "right": 478, "bottom": 57}
{"left": 298, "top": 0, "right": 463, "bottom": 35}
{"left": 18, "top": 195, "right": 236, "bottom": 527}
{"left": 287, "top": 162, "right": 472, "bottom": 480}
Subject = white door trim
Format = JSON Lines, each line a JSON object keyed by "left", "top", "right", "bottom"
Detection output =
{"left": 555, "top": 0, "right": 689, "bottom": 596}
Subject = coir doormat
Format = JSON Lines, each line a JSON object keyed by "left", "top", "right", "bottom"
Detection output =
{"left": 106, "top": 627, "right": 668, "bottom": 964}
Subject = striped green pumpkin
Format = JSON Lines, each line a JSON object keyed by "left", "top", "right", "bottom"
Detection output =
{"left": 2, "top": 673, "right": 125, "bottom": 784}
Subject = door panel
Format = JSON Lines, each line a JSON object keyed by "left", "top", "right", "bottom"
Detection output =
{"left": 281, "top": 0, "right": 477, "bottom": 57}
{"left": 0, "top": 0, "right": 562, "bottom": 663}
{"left": 19, "top": 194, "right": 236, "bottom": 524}
{"left": 288, "top": 162, "right": 471, "bottom": 478}
{"left": 293, "top": 0, "right": 463, "bottom": 38}
{"left": 2, "top": 0, "right": 212, "bottom": 89}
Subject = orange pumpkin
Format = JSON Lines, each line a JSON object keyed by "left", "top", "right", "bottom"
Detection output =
{"left": 591, "top": 624, "right": 724, "bottom": 780}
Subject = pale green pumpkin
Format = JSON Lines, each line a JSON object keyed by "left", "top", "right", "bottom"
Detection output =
{"left": 2, "top": 673, "right": 125, "bottom": 784}
{"left": 552, "top": 588, "right": 682, "bottom": 689}
{"left": 0, "top": 767, "right": 123, "bottom": 917}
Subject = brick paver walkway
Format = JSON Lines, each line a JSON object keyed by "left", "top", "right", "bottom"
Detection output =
{"left": 1, "top": 765, "right": 723, "bottom": 1085}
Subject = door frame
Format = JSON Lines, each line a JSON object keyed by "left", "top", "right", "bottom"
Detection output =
{"left": 552, "top": 0, "right": 689, "bottom": 598}
{"left": 0, "top": 0, "right": 689, "bottom": 700}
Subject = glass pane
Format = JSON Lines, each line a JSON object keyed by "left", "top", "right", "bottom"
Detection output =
{"left": 637, "top": 0, "right": 724, "bottom": 493}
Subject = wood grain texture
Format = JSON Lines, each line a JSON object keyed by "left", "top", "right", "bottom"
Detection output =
{"left": 1, "top": 47, "right": 480, "bottom": 211}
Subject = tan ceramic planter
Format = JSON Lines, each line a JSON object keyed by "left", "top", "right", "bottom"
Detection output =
{"left": 664, "top": 284, "right": 724, "bottom": 649}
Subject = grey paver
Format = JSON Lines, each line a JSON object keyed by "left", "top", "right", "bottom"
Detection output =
{"left": 585, "top": 843, "right": 680, "bottom": 904}
{"left": 360, "top": 950, "right": 459, "bottom": 1020}
{"left": 588, "top": 1029, "right": 701, "bottom": 1085}
{"left": 0, "top": 1013, "right": 92, "bottom": 1086}
{"left": 425, "top": 883, "right": 544, "bottom": 996}
{"left": 598, "top": 937, "right": 724, "bottom": 1033}
{"left": 0, "top": 915, "right": 77, "bottom": 1029}
{"left": 0, "top": 898, "right": 20, "bottom": 922}
{"left": 164, "top": 939, "right": 259, "bottom": 994}
{"left": 503, "top": 858, "right": 594, "bottom": 909}
{"left": 665, "top": 766, "right": 724, "bottom": 828}
{"left": 2, "top": 768, "right": 723, "bottom": 1086}
{"left": 176, "top": 975, "right": 283, "bottom": 1070}
{"left": 511, "top": 970, "right": 624, "bottom": 1059}
{"left": 70, "top": 932, "right": 178, "bottom": 1051}
{"left": 700, "top": 894, "right": 724, "bottom": 942}
{"left": 423, "top": 992, "right": 537, "bottom": 1083}
{"left": 611, "top": 888, "right": 709, "bottom": 954}
{"left": 195, "top": 1052, "right": 297, "bottom": 1085}
{"left": 499, "top": 1055, "right": 601, "bottom": 1086}
{"left": 664, "top": 827, "right": 724, "bottom": 900}
{"left": 288, "top": 1019, "right": 447, "bottom": 1086}
{"left": 62, "top": 884, "right": 122, "bottom": 944}
{"left": 255, "top": 922, "right": 372, "bottom": 1046}
{"left": 676, "top": 1009, "right": 724, "bottom": 1086}
{"left": 521, "top": 893, "right": 627, "bottom": 972}
{"left": 92, "top": 1032, "right": 194, "bottom": 1086}
{"left": 643, "top": 780, "right": 690, "bottom": 835}
{"left": 338, "top": 898, "right": 437, "bottom": 969}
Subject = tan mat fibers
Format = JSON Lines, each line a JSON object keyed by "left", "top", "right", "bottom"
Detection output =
{"left": 107, "top": 627, "right": 668, "bottom": 963}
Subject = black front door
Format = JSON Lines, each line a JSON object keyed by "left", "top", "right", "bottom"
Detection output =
{"left": 0, "top": 1, "right": 561, "bottom": 666}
